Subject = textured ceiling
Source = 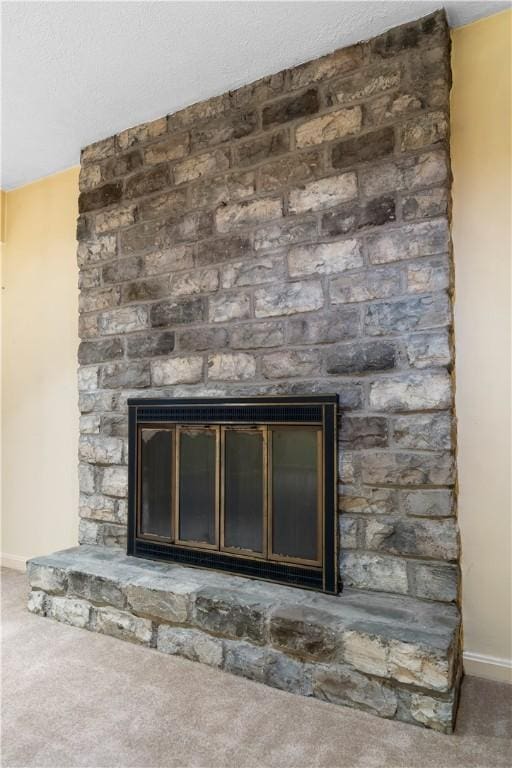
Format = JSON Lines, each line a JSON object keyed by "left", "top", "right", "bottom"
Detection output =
{"left": 1, "top": 1, "right": 507, "bottom": 189}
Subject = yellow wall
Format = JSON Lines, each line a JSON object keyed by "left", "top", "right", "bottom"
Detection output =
{"left": 452, "top": 10, "right": 512, "bottom": 683}
{"left": 1, "top": 11, "right": 510, "bottom": 683}
{"left": 1, "top": 168, "right": 80, "bottom": 567}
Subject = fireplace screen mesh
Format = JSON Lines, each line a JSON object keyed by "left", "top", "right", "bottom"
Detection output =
{"left": 128, "top": 396, "right": 338, "bottom": 593}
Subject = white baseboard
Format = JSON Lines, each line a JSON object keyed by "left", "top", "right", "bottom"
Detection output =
{"left": 464, "top": 651, "right": 512, "bottom": 684}
{"left": 1, "top": 553, "right": 27, "bottom": 572}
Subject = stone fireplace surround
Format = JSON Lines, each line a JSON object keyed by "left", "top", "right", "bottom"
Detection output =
{"left": 28, "top": 11, "right": 461, "bottom": 732}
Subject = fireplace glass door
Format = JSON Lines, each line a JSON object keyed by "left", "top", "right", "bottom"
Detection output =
{"left": 129, "top": 397, "right": 337, "bottom": 593}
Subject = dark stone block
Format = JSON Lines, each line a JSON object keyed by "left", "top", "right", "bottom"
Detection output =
{"left": 150, "top": 297, "right": 206, "bottom": 328}
{"left": 126, "top": 331, "right": 176, "bottom": 358}
{"left": 340, "top": 416, "right": 388, "bottom": 448}
{"left": 121, "top": 279, "right": 170, "bottom": 303}
{"left": 287, "top": 308, "right": 360, "bottom": 345}
{"left": 191, "top": 110, "right": 258, "bottom": 151}
{"left": 196, "top": 235, "right": 252, "bottom": 267}
{"left": 194, "top": 588, "right": 268, "bottom": 644}
{"left": 178, "top": 327, "right": 229, "bottom": 352}
{"left": 326, "top": 341, "right": 397, "bottom": 375}
{"left": 76, "top": 214, "right": 91, "bottom": 240}
{"left": 332, "top": 127, "right": 395, "bottom": 169}
{"left": 262, "top": 89, "right": 320, "bottom": 128}
{"left": 321, "top": 196, "right": 396, "bottom": 236}
{"left": 78, "top": 338, "right": 124, "bottom": 365}
{"left": 102, "top": 256, "right": 144, "bottom": 284}
{"left": 123, "top": 165, "right": 170, "bottom": 200}
{"left": 268, "top": 606, "right": 339, "bottom": 661}
{"left": 235, "top": 129, "right": 290, "bottom": 167}
{"left": 371, "top": 11, "right": 448, "bottom": 59}
{"left": 79, "top": 182, "right": 123, "bottom": 214}
{"left": 102, "top": 151, "right": 143, "bottom": 181}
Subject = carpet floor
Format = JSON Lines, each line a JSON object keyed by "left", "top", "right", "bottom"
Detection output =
{"left": 1, "top": 567, "right": 511, "bottom": 768}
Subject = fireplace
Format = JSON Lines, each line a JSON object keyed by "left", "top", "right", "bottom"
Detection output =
{"left": 127, "top": 396, "right": 337, "bottom": 592}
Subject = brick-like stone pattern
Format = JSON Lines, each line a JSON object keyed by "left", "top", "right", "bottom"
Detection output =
{"left": 27, "top": 547, "right": 462, "bottom": 732}
{"left": 76, "top": 12, "right": 458, "bottom": 602}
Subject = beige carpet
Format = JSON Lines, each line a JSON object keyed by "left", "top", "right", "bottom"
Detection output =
{"left": 1, "top": 568, "right": 511, "bottom": 768}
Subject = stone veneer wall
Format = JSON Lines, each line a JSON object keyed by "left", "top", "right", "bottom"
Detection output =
{"left": 76, "top": 11, "right": 459, "bottom": 604}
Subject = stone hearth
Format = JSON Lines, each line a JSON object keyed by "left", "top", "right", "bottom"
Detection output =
{"left": 28, "top": 547, "right": 460, "bottom": 732}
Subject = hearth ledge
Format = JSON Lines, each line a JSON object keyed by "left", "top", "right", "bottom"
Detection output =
{"left": 27, "top": 545, "right": 461, "bottom": 732}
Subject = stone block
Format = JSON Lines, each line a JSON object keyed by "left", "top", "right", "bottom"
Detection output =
{"left": 167, "top": 94, "right": 228, "bottom": 131}
{"left": 364, "top": 517, "right": 458, "bottom": 560}
{"left": 79, "top": 182, "right": 123, "bottom": 214}
{"left": 330, "top": 266, "right": 401, "bottom": 305}
{"left": 82, "top": 136, "right": 116, "bottom": 163}
{"left": 262, "top": 89, "right": 319, "bottom": 128}
{"left": 49, "top": 597, "right": 91, "bottom": 629}
{"left": 145, "top": 245, "right": 196, "bottom": 276}
{"left": 288, "top": 172, "right": 357, "bottom": 214}
{"left": 266, "top": 651, "right": 311, "bottom": 695}
{"left": 80, "top": 287, "right": 121, "bottom": 314}
{"left": 340, "top": 416, "right": 388, "bottom": 448}
{"left": 174, "top": 148, "right": 230, "bottom": 185}
{"left": 332, "top": 127, "right": 395, "bottom": 169}
{"left": 392, "top": 412, "right": 452, "bottom": 450}
{"left": 79, "top": 463, "right": 97, "bottom": 495}
{"left": 208, "top": 352, "right": 256, "bottom": 381}
{"left": 361, "top": 451, "right": 454, "bottom": 486}
{"left": 254, "top": 218, "right": 317, "bottom": 251}
{"left": 28, "top": 590, "right": 47, "bottom": 615}
{"left": 234, "top": 129, "right": 290, "bottom": 167}
{"left": 208, "top": 291, "right": 251, "bottom": 323}
{"left": 143, "top": 133, "right": 189, "bottom": 165}
{"left": 78, "top": 268, "right": 101, "bottom": 290}
{"left": 157, "top": 626, "right": 223, "bottom": 667}
{"left": 196, "top": 235, "right": 252, "bottom": 267}
{"left": 405, "top": 330, "right": 452, "bottom": 369}
{"left": 290, "top": 44, "right": 364, "bottom": 89}
{"left": 288, "top": 240, "right": 363, "bottom": 277}
{"left": 254, "top": 280, "right": 324, "bottom": 318}
{"left": 101, "top": 151, "right": 143, "bottom": 181}
{"left": 78, "top": 338, "right": 123, "bottom": 365}
{"left": 216, "top": 197, "right": 282, "bottom": 233}
{"left": 101, "top": 466, "right": 128, "bottom": 498}
{"left": 100, "top": 361, "right": 151, "bottom": 389}
{"left": 269, "top": 605, "right": 339, "bottom": 661}
{"left": 150, "top": 297, "right": 205, "bottom": 328}
{"left": 411, "top": 562, "right": 458, "bottom": 602}
{"left": 370, "top": 11, "right": 448, "bottom": 59}
{"left": 77, "top": 235, "right": 117, "bottom": 267}
{"left": 312, "top": 663, "right": 398, "bottom": 717}
{"left": 339, "top": 487, "right": 398, "bottom": 516}
{"left": 117, "top": 117, "right": 167, "bottom": 149}
{"left": 79, "top": 163, "right": 102, "bottom": 191}
{"left": 221, "top": 255, "right": 285, "bottom": 289}
{"left": 326, "top": 341, "right": 396, "bottom": 375}
{"left": 79, "top": 493, "right": 118, "bottom": 523}
{"left": 138, "top": 189, "right": 188, "bottom": 223}
{"left": 295, "top": 107, "right": 362, "bottom": 148}
{"left": 68, "top": 571, "right": 126, "bottom": 609}
{"left": 339, "top": 516, "right": 359, "bottom": 548}
{"left": 178, "top": 327, "right": 229, "bottom": 352}
{"left": 94, "top": 606, "right": 152, "bottom": 645}
{"left": 400, "top": 111, "right": 448, "bottom": 151}
{"left": 126, "top": 331, "right": 176, "bottom": 359}
{"left": 126, "top": 580, "right": 198, "bottom": 624}
{"left": 79, "top": 436, "right": 124, "bottom": 465}
{"left": 321, "top": 196, "right": 396, "bottom": 237}
{"left": 193, "top": 587, "right": 268, "bottom": 644}
{"left": 261, "top": 349, "right": 320, "bottom": 379}
{"left": 80, "top": 413, "right": 101, "bottom": 435}
{"left": 287, "top": 308, "right": 360, "bottom": 344}
{"left": 230, "top": 321, "right": 284, "bottom": 349}
{"left": 94, "top": 204, "right": 137, "bottom": 234}
{"left": 401, "top": 489, "right": 453, "bottom": 518}
{"left": 341, "top": 552, "right": 408, "bottom": 594}
{"left": 259, "top": 151, "right": 322, "bottom": 192}
{"left": 229, "top": 71, "right": 286, "bottom": 109}
{"left": 325, "top": 65, "right": 401, "bottom": 106}
{"left": 151, "top": 356, "right": 204, "bottom": 385}
{"left": 122, "top": 277, "right": 173, "bottom": 303}
{"left": 102, "top": 255, "right": 144, "bottom": 284}
{"left": 124, "top": 165, "right": 170, "bottom": 200}
{"left": 403, "top": 187, "right": 448, "bottom": 220}
{"left": 406, "top": 257, "right": 450, "bottom": 294}
{"left": 190, "top": 171, "right": 256, "bottom": 209}
{"left": 98, "top": 306, "right": 149, "bottom": 335}
{"left": 367, "top": 219, "right": 449, "bottom": 264}
{"left": 190, "top": 110, "right": 258, "bottom": 152}
{"left": 170, "top": 268, "right": 219, "bottom": 297}
{"left": 408, "top": 692, "right": 456, "bottom": 733}
{"left": 27, "top": 563, "right": 67, "bottom": 594}
{"left": 78, "top": 365, "right": 99, "bottom": 391}
{"left": 365, "top": 294, "right": 450, "bottom": 336}
{"left": 223, "top": 640, "right": 267, "bottom": 683}
{"left": 369, "top": 372, "right": 451, "bottom": 411}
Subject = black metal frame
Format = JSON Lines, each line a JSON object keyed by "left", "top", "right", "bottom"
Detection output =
{"left": 127, "top": 395, "right": 338, "bottom": 593}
